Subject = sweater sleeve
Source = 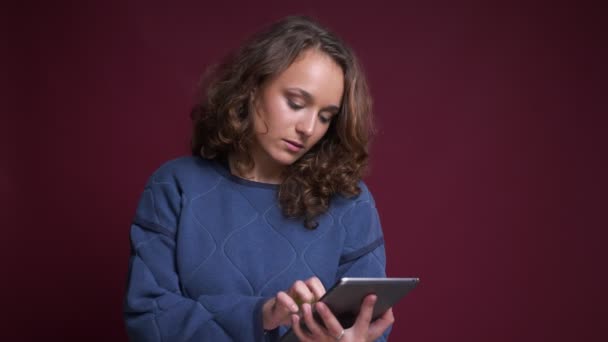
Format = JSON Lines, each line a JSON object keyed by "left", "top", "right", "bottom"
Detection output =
{"left": 123, "top": 167, "right": 270, "bottom": 342}
{"left": 335, "top": 188, "right": 391, "bottom": 341}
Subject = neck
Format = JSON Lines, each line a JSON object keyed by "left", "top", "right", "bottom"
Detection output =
{"left": 228, "top": 150, "right": 284, "bottom": 184}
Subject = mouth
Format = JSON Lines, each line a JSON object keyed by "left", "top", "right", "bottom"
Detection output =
{"left": 283, "top": 139, "right": 304, "bottom": 152}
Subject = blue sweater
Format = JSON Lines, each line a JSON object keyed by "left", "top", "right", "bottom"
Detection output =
{"left": 124, "top": 156, "right": 388, "bottom": 341}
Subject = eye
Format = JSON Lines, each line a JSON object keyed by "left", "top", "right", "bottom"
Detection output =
{"left": 287, "top": 99, "right": 304, "bottom": 110}
{"left": 319, "top": 115, "right": 331, "bottom": 124}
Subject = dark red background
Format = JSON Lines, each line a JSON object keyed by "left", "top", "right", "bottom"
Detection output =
{"left": 3, "top": 0, "right": 606, "bottom": 341}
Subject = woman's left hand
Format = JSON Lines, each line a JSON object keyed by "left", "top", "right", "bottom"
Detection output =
{"left": 290, "top": 294, "right": 395, "bottom": 342}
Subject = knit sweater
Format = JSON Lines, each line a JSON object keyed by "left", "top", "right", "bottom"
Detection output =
{"left": 124, "top": 156, "right": 388, "bottom": 341}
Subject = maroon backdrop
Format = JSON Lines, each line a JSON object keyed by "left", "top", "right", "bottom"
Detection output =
{"left": 3, "top": 0, "right": 606, "bottom": 341}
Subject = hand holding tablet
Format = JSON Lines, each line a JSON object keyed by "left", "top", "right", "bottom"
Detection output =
{"left": 280, "top": 277, "right": 419, "bottom": 341}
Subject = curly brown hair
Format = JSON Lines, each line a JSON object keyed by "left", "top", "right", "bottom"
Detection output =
{"left": 190, "top": 16, "right": 374, "bottom": 229}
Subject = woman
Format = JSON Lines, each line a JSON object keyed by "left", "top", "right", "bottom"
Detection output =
{"left": 124, "top": 16, "right": 394, "bottom": 341}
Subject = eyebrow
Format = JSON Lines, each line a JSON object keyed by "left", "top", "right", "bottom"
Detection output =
{"left": 287, "top": 87, "right": 340, "bottom": 114}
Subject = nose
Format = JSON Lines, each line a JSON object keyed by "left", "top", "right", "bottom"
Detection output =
{"left": 295, "top": 111, "right": 316, "bottom": 138}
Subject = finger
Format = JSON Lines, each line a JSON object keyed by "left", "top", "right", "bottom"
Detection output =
{"left": 276, "top": 291, "right": 299, "bottom": 314}
{"left": 304, "top": 276, "right": 326, "bottom": 301}
{"left": 291, "top": 314, "right": 312, "bottom": 342}
{"left": 367, "top": 308, "right": 395, "bottom": 339}
{"left": 315, "top": 301, "right": 344, "bottom": 339}
{"left": 301, "top": 303, "right": 325, "bottom": 337}
{"left": 270, "top": 291, "right": 301, "bottom": 327}
{"left": 290, "top": 280, "right": 315, "bottom": 304}
{"left": 353, "top": 294, "right": 377, "bottom": 334}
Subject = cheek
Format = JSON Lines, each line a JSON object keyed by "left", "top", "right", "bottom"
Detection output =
{"left": 264, "top": 100, "right": 293, "bottom": 130}
{"left": 251, "top": 112, "right": 265, "bottom": 134}
{"left": 252, "top": 99, "right": 276, "bottom": 134}
{"left": 311, "top": 126, "right": 330, "bottom": 145}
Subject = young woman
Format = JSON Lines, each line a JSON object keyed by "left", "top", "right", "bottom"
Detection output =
{"left": 124, "top": 16, "right": 394, "bottom": 341}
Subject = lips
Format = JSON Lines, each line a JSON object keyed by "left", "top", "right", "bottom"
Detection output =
{"left": 284, "top": 139, "right": 304, "bottom": 148}
{"left": 283, "top": 139, "right": 304, "bottom": 152}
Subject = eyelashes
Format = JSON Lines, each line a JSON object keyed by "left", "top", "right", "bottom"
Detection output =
{"left": 287, "top": 99, "right": 304, "bottom": 110}
{"left": 287, "top": 98, "right": 331, "bottom": 124}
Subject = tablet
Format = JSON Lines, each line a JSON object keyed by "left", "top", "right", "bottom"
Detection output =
{"left": 279, "top": 277, "right": 419, "bottom": 341}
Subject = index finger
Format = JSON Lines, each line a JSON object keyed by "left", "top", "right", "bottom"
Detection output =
{"left": 368, "top": 307, "right": 395, "bottom": 339}
{"left": 304, "top": 277, "right": 326, "bottom": 301}
{"left": 353, "top": 294, "right": 377, "bottom": 334}
{"left": 290, "top": 280, "right": 315, "bottom": 305}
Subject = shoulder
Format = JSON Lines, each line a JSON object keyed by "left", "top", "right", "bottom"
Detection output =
{"left": 134, "top": 156, "right": 222, "bottom": 231}
{"left": 330, "top": 181, "right": 384, "bottom": 249}
{"left": 148, "top": 155, "right": 211, "bottom": 181}
{"left": 330, "top": 180, "right": 376, "bottom": 214}
{"left": 145, "top": 156, "right": 222, "bottom": 197}
{"left": 353, "top": 181, "right": 375, "bottom": 205}
{"left": 327, "top": 180, "right": 380, "bottom": 229}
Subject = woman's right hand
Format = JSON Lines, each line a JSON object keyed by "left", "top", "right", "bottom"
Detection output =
{"left": 262, "top": 277, "right": 326, "bottom": 331}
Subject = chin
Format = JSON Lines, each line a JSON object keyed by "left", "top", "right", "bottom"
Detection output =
{"left": 273, "top": 156, "right": 299, "bottom": 166}
{"left": 270, "top": 150, "right": 302, "bottom": 166}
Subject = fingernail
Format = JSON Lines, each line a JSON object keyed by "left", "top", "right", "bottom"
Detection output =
{"left": 291, "top": 304, "right": 299, "bottom": 312}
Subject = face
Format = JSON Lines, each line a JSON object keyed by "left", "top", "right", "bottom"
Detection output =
{"left": 250, "top": 49, "right": 344, "bottom": 169}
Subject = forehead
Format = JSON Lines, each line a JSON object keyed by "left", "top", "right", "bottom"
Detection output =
{"left": 265, "top": 49, "right": 344, "bottom": 105}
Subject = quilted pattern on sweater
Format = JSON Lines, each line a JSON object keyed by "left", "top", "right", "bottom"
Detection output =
{"left": 124, "top": 156, "right": 387, "bottom": 341}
